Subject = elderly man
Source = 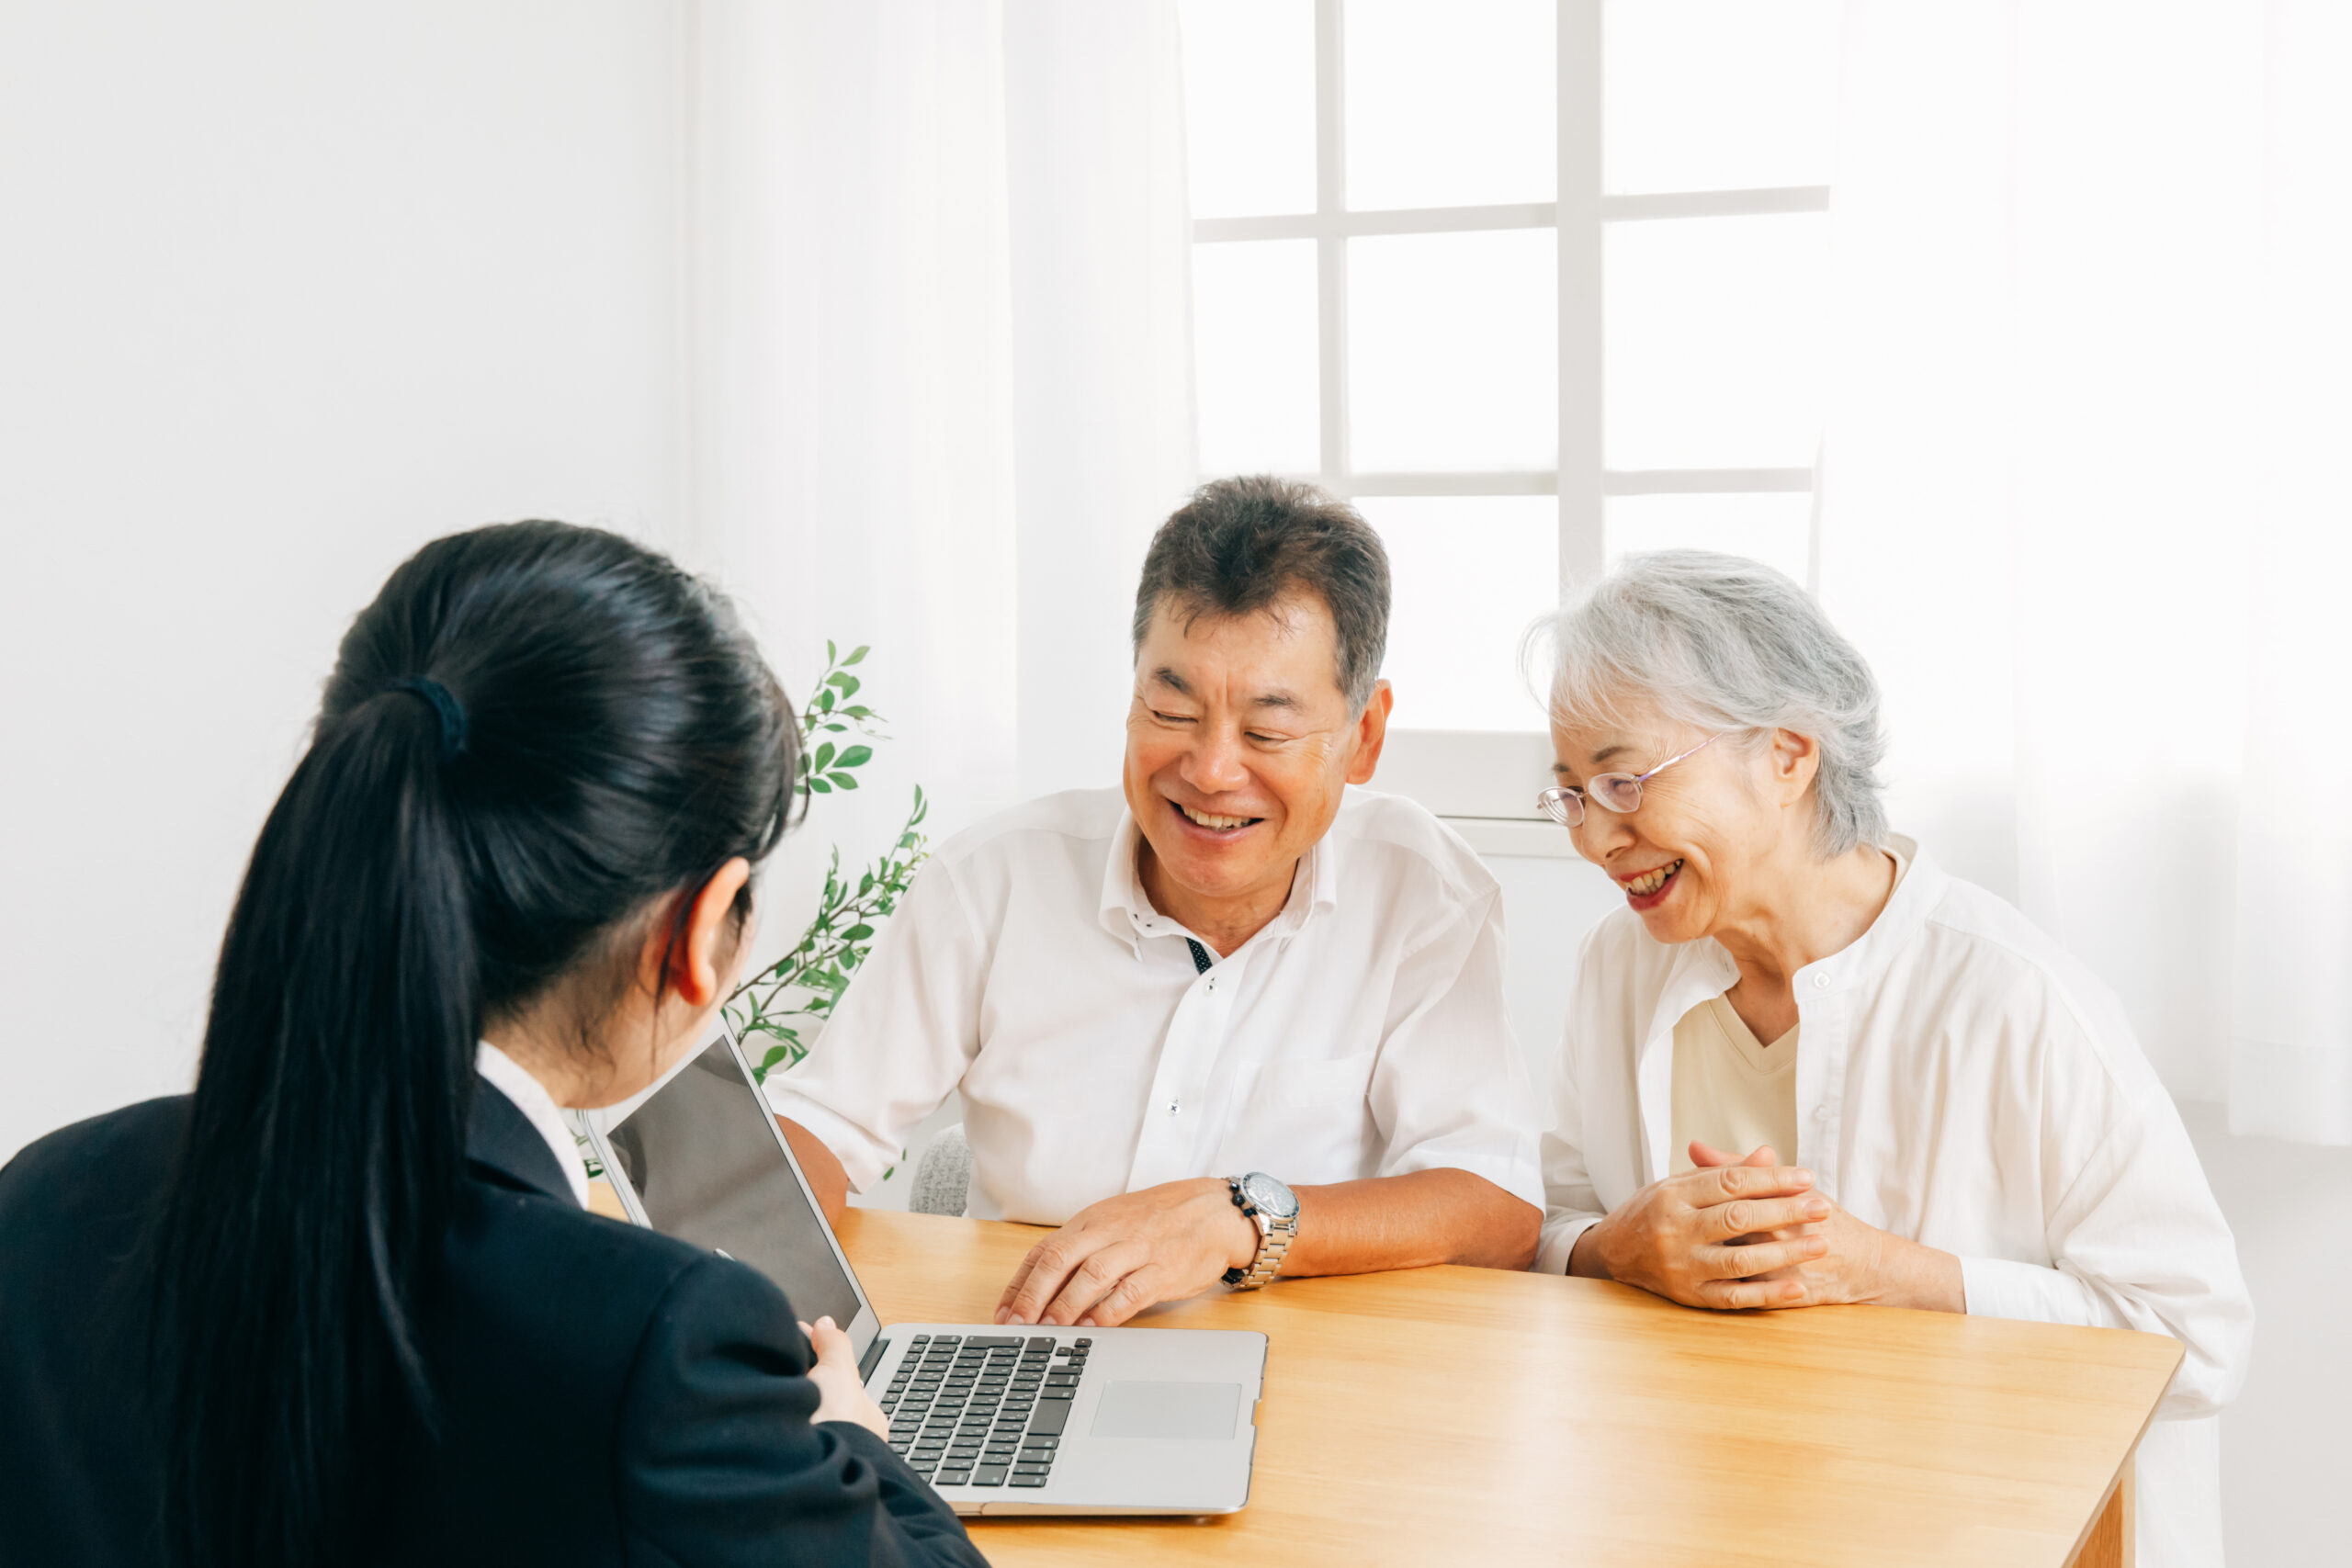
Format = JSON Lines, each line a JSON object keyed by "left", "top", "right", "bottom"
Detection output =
{"left": 1532, "top": 550, "right": 2250, "bottom": 1568}
{"left": 770, "top": 476, "right": 1543, "bottom": 1327}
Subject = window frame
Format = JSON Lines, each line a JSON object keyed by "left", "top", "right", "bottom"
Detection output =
{"left": 1185, "top": 0, "right": 1832, "bottom": 847}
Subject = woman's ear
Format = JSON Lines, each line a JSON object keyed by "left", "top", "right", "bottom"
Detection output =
{"left": 1770, "top": 728, "right": 1822, "bottom": 806}
{"left": 665, "top": 857, "right": 754, "bottom": 1009}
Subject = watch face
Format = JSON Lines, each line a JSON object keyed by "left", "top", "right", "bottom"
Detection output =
{"left": 1240, "top": 1172, "right": 1297, "bottom": 1220}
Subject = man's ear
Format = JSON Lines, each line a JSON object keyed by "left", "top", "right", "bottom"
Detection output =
{"left": 1344, "top": 681, "right": 1394, "bottom": 785}
{"left": 647, "top": 857, "right": 754, "bottom": 1009}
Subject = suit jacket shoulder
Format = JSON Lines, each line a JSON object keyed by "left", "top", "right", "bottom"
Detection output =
{"left": 0, "top": 1089, "right": 984, "bottom": 1568}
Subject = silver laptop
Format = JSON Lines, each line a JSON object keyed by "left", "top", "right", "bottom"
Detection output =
{"left": 581, "top": 1025, "right": 1265, "bottom": 1517}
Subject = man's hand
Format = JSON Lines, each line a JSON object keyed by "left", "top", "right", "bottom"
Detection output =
{"left": 1684, "top": 1142, "right": 1964, "bottom": 1313}
{"left": 800, "top": 1315, "right": 889, "bottom": 1438}
{"left": 995, "top": 1178, "right": 1261, "bottom": 1328}
{"left": 1567, "top": 1145, "right": 1830, "bottom": 1309}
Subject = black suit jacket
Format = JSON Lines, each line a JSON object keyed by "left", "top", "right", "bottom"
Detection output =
{"left": 0, "top": 1085, "right": 987, "bottom": 1568}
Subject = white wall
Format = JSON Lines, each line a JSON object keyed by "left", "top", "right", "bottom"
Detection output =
{"left": 0, "top": 0, "right": 689, "bottom": 1161}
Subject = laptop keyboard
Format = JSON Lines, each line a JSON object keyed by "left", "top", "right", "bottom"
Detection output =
{"left": 880, "top": 1333, "right": 1091, "bottom": 1489}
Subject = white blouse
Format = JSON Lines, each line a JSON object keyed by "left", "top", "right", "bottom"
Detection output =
{"left": 1537, "top": 836, "right": 2252, "bottom": 1568}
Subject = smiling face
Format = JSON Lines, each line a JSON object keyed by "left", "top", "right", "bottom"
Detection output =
{"left": 1549, "top": 697, "right": 1815, "bottom": 945}
{"left": 1125, "top": 592, "right": 1389, "bottom": 928}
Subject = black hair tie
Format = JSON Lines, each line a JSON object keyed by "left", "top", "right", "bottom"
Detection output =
{"left": 387, "top": 675, "right": 469, "bottom": 763}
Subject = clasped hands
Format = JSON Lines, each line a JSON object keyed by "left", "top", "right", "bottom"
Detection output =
{"left": 1571, "top": 1142, "right": 1962, "bottom": 1314}
{"left": 993, "top": 1178, "right": 1261, "bottom": 1329}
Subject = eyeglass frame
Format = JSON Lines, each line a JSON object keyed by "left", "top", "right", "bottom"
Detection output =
{"left": 1535, "top": 732, "right": 1726, "bottom": 828}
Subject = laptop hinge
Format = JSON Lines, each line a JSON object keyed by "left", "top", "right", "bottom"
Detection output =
{"left": 857, "top": 1335, "right": 890, "bottom": 1382}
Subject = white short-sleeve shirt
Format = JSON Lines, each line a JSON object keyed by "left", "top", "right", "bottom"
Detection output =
{"left": 767, "top": 785, "right": 1544, "bottom": 1224}
{"left": 1537, "top": 836, "right": 2253, "bottom": 1568}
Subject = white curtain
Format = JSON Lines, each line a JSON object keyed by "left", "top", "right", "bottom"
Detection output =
{"left": 685, "top": 0, "right": 1195, "bottom": 948}
{"left": 1815, "top": 1, "right": 2352, "bottom": 1142}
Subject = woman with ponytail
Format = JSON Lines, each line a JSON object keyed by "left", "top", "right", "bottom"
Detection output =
{"left": 0, "top": 523, "right": 989, "bottom": 1568}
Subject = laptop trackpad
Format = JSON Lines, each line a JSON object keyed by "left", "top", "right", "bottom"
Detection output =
{"left": 1089, "top": 1380, "right": 1241, "bottom": 1440}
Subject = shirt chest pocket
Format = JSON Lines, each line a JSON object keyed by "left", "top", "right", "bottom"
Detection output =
{"left": 1257, "top": 1051, "right": 1378, "bottom": 1111}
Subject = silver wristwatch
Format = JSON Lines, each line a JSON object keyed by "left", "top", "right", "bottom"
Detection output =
{"left": 1222, "top": 1172, "right": 1300, "bottom": 1290}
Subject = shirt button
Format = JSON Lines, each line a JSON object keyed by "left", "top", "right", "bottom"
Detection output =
{"left": 1811, "top": 973, "right": 1832, "bottom": 990}
{"left": 1205, "top": 976, "right": 1218, "bottom": 994}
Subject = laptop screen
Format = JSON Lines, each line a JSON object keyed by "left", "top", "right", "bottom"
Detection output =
{"left": 602, "top": 1033, "right": 866, "bottom": 1334}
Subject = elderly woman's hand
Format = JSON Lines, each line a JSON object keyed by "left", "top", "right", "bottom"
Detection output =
{"left": 1679, "top": 1143, "right": 1968, "bottom": 1313}
{"left": 1566, "top": 1153, "right": 1832, "bottom": 1309}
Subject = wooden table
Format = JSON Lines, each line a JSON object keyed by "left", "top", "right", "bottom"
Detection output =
{"left": 837, "top": 1209, "right": 2179, "bottom": 1568}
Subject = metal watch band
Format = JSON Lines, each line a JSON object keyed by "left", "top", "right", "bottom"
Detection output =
{"left": 1222, "top": 1176, "right": 1298, "bottom": 1291}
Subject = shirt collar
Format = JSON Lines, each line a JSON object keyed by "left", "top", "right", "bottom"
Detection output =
{"left": 1787, "top": 833, "right": 1939, "bottom": 996}
{"left": 473, "top": 1041, "right": 591, "bottom": 1208}
{"left": 1096, "top": 803, "right": 1341, "bottom": 955}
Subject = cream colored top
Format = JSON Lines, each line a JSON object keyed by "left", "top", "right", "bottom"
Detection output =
{"left": 1668, "top": 996, "right": 1799, "bottom": 1174}
{"left": 1667, "top": 849, "right": 1910, "bottom": 1175}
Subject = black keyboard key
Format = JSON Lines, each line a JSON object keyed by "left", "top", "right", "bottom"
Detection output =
{"left": 1024, "top": 1336, "right": 1055, "bottom": 1352}
{"left": 1075, "top": 1337, "right": 1091, "bottom": 1346}
{"left": 959, "top": 1335, "right": 1023, "bottom": 1348}
{"left": 1041, "top": 1389, "right": 1074, "bottom": 1401}
{"left": 1022, "top": 1435, "right": 1060, "bottom": 1450}
{"left": 1010, "top": 1474, "right": 1049, "bottom": 1488}
{"left": 937, "top": 1470, "right": 972, "bottom": 1485}
{"left": 1026, "top": 1400, "right": 1071, "bottom": 1436}
{"left": 971, "top": 1465, "right": 1010, "bottom": 1487}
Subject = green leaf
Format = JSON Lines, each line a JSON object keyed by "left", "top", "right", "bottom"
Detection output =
{"left": 827, "top": 672, "right": 861, "bottom": 697}
{"left": 836, "top": 744, "right": 873, "bottom": 769}
{"left": 813, "top": 740, "right": 836, "bottom": 772}
{"left": 842, "top": 705, "right": 873, "bottom": 719}
{"left": 808, "top": 776, "right": 832, "bottom": 794}
{"left": 842, "top": 645, "right": 869, "bottom": 666}
{"left": 841, "top": 923, "right": 875, "bottom": 941}
{"left": 818, "top": 687, "right": 835, "bottom": 712}
{"left": 829, "top": 772, "right": 859, "bottom": 790}
{"left": 826, "top": 638, "right": 837, "bottom": 664}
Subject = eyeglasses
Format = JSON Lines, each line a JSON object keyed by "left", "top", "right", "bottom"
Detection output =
{"left": 1535, "top": 733, "right": 1724, "bottom": 828}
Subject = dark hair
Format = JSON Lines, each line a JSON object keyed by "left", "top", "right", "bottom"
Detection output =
{"left": 149, "top": 521, "right": 796, "bottom": 1568}
{"left": 1130, "top": 475, "right": 1391, "bottom": 711}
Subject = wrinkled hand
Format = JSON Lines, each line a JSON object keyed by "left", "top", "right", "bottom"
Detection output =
{"left": 996, "top": 1178, "right": 1261, "bottom": 1328}
{"left": 800, "top": 1315, "right": 889, "bottom": 1438}
{"left": 1686, "top": 1143, "right": 1963, "bottom": 1313}
{"left": 1571, "top": 1144, "right": 1830, "bottom": 1309}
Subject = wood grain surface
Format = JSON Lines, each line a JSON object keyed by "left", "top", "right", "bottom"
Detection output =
{"left": 837, "top": 1208, "right": 2176, "bottom": 1568}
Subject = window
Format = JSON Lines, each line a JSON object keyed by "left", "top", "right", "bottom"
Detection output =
{"left": 1180, "top": 1, "right": 1839, "bottom": 844}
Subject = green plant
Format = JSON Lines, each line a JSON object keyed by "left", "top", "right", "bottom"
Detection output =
{"left": 727, "top": 641, "right": 931, "bottom": 1086}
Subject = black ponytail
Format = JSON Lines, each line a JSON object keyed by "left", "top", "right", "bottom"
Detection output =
{"left": 150, "top": 523, "right": 794, "bottom": 1568}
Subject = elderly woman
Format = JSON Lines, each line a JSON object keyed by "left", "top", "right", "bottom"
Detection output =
{"left": 1534, "top": 552, "right": 2250, "bottom": 1568}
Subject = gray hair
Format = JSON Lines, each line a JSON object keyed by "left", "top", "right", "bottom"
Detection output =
{"left": 1531, "top": 550, "right": 1889, "bottom": 857}
{"left": 1132, "top": 476, "right": 1390, "bottom": 713}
